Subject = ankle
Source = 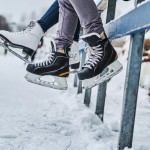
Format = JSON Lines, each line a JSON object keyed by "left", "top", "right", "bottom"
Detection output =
{"left": 56, "top": 44, "right": 71, "bottom": 56}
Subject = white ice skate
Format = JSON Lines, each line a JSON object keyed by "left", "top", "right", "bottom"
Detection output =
{"left": 0, "top": 21, "right": 44, "bottom": 63}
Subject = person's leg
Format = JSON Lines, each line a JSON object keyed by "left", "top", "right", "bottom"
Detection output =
{"left": 38, "top": 0, "right": 80, "bottom": 67}
{"left": 26, "top": 0, "right": 122, "bottom": 89}
{"left": 26, "top": 0, "right": 80, "bottom": 86}
{"left": 55, "top": 0, "right": 103, "bottom": 49}
{"left": 55, "top": 0, "right": 79, "bottom": 49}
{"left": 37, "top": 0, "right": 59, "bottom": 33}
{"left": 38, "top": 0, "right": 81, "bottom": 42}
{"left": 69, "top": 0, "right": 104, "bottom": 35}
{"left": 67, "top": 0, "right": 122, "bottom": 87}
{"left": 0, "top": 0, "right": 81, "bottom": 63}
{"left": 55, "top": 0, "right": 122, "bottom": 87}
{"left": 27, "top": 0, "right": 100, "bottom": 74}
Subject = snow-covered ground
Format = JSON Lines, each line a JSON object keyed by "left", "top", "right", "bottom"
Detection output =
{"left": 0, "top": 52, "right": 150, "bottom": 150}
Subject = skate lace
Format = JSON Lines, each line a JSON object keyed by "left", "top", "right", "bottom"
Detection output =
{"left": 14, "top": 21, "right": 35, "bottom": 35}
{"left": 83, "top": 44, "right": 103, "bottom": 70}
{"left": 34, "top": 53, "right": 55, "bottom": 67}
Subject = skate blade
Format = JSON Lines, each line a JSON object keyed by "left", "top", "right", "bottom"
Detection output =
{"left": 25, "top": 72, "right": 68, "bottom": 90}
{"left": 82, "top": 60, "right": 123, "bottom": 89}
{"left": 0, "top": 38, "right": 31, "bottom": 63}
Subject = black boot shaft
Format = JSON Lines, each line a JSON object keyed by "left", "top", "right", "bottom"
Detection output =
{"left": 78, "top": 32, "right": 118, "bottom": 80}
{"left": 57, "top": 44, "right": 71, "bottom": 58}
{"left": 81, "top": 32, "right": 108, "bottom": 47}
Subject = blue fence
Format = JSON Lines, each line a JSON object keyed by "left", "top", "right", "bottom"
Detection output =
{"left": 74, "top": 0, "right": 150, "bottom": 149}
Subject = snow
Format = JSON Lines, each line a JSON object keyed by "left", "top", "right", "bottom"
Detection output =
{"left": 0, "top": 50, "right": 150, "bottom": 150}
{"left": 0, "top": 56, "right": 110, "bottom": 150}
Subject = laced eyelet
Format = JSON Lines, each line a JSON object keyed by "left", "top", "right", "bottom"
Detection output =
{"left": 34, "top": 53, "right": 55, "bottom": 68}
{"left": 83, "top": 44, "right": 104, "bottom": 70}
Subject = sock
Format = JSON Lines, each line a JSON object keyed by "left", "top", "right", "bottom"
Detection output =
{"left": 37, "top": 20, "right": 46, "bottom": 33}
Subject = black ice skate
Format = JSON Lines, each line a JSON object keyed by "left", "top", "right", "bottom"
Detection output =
{"left": 25, "top": 45, "right": 80, "bottom": 90}
{"left": 77, "top": 32, "right": 123, "bottom": 89}
{"left": 0, "top": 21, "right": 44, "bottom": 63}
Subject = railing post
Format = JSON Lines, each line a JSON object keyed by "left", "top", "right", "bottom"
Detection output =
{"left": 77, "top": 50, "right": 86, "bottom": 94}
{"left": 118, "top": 0, "right": 145, "bottom": 148}
{"left": 84, "top": 88, "right": 92, "bottom": 107}
{"left": 106, "top": 0, "right": 117, "bottom": 23}
{"left": 73, "top": 74, "right": 78, "bottom": 87}
{"left": 95, "top": 0, "right": 117, "bottom": 120}
{"left": 83, "top": 11, "right": 104, "bottom": 107}
{"left": 95, "top": 70, "right": 107, "bottom": 121}
{"left": 118, "top": 32, "right": 145, "bottom": 150}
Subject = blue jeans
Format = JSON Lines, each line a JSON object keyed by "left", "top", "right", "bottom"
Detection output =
{"left": 38, "top": 0, "right": 80, "bottom": 42}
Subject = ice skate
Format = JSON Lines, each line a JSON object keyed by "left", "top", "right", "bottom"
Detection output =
{"left": 0, "top": 21, "right": 44, "bottom": 63}
{"left": 77, "top": 32, "right": 123, "bottom": 89}
{"left": 69, "top": 41, "right": 80, "bottom": 71}
{"left": 25, "top": 44, "right": 80, "bottom": 90}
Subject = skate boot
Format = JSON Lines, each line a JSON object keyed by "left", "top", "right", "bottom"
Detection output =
{"left": 25, "top": 44, "right": 80, "bottom": 90}
{"left": 0, "top": 21, "right": 44, "bottom": 63}
{"left": 77, "top": 32, "right": 123, "bottom": 89}
{"left": 69, "top": 41, "right": 80, "bottom": 71}
{"left": 50, "top": 40, "right": 80, "bottom": 71}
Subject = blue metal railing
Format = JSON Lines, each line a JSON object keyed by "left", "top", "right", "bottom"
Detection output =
{"left": 74, "top": 0, "right": 150, "bottom": 149}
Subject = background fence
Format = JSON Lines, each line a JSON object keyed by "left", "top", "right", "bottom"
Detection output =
{"left": 73, "top": 0, "right": 150, "bottom": 149}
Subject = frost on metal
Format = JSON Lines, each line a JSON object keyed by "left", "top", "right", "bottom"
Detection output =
{"left": 104, "top": 1, "right": 150, "bottom": 40}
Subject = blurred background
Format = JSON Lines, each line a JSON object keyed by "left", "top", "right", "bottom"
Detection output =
{"left": 0, "top": 0, "right": 54, "bottom": 24}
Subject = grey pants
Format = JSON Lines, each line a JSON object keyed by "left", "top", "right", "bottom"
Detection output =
{"left": 56, "top": 0, "right": 104, "bottom": 49}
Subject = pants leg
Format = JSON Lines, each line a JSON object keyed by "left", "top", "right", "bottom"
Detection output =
{"left": 37, "top": 0, "right": 81, "bottom": 41}
{"left": 38, "top": 0, "right": 59, "bottom": 33}
{"left": 56, "top": 0, "right": 79, "bottom": 49}
{"left": 56, "top": 0, "right": 104, "bottom": 49}
{"left": 69, "top": 0, "right": 104, "bottom": 34}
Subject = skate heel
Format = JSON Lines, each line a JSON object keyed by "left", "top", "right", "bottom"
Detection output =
{"left": 23, "top": 47, "right": 35, "bottom": 57}
{"left": 70, "top": 62, "right": 80, "bottom": 69}
{"left": 82, "top": 60, "right": 123, "bottom": 89}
